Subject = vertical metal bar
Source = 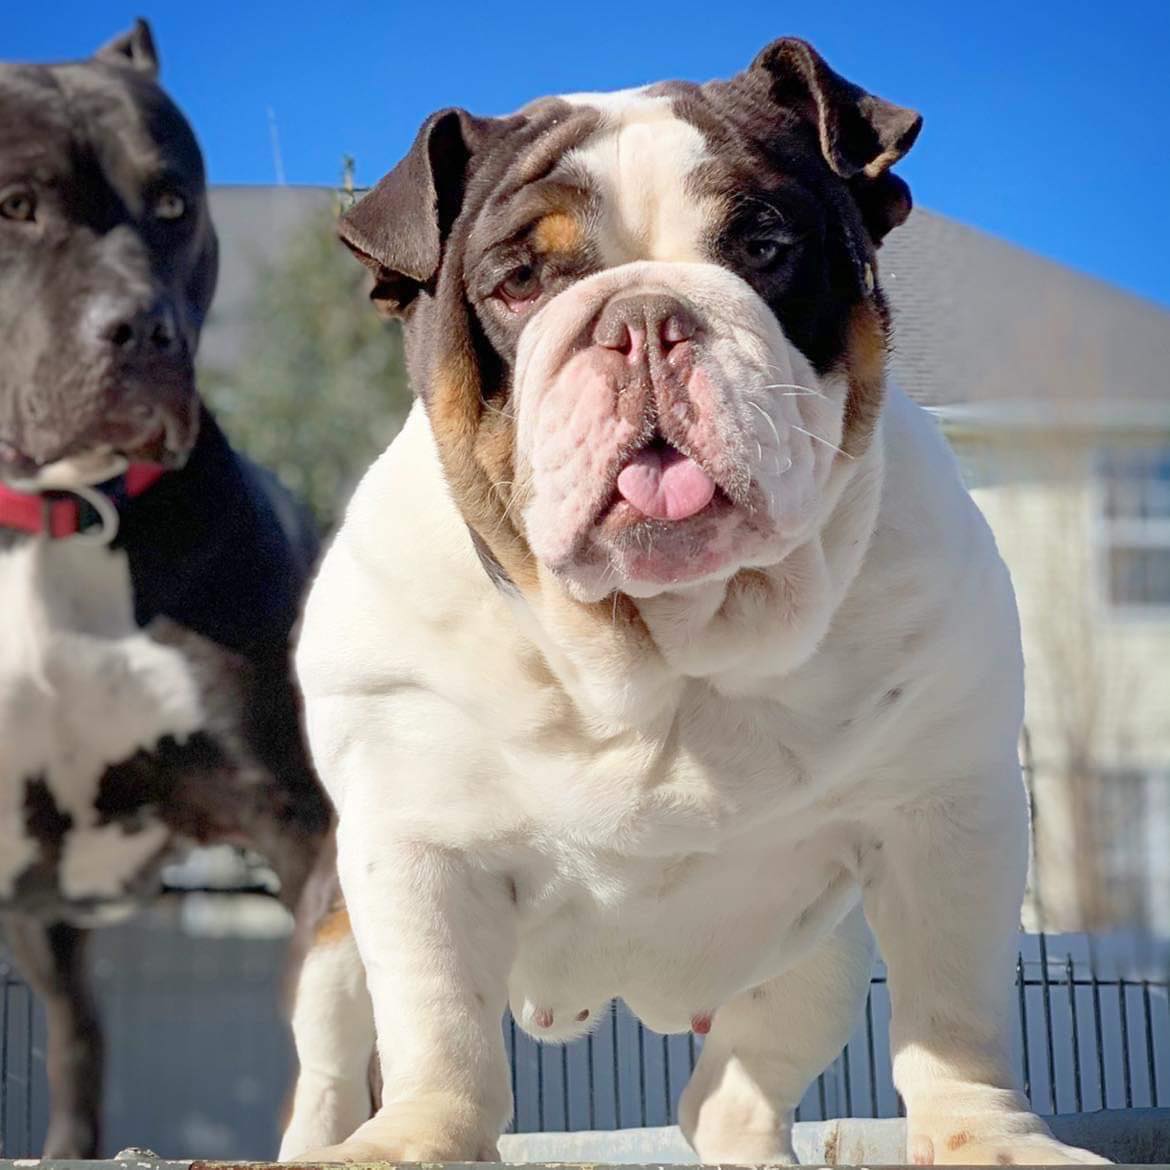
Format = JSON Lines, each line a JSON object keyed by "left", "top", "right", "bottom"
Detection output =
{"left": 1143, "top": 981, "right": 1159, "bottom": 1107}
{"left": 611, "top": 1007, "right": 621, "bottom": 1128}
{"left": 509, "top": 1014, "right": 518, "bottom": 1131}
{"left": 662, "top": 1032, "right": 672, "bottom": 1124}
{"left": 1066, "top": 953, "right": 1083, "bottom": 1112}
{"left": 536, "top": 1033, "right": 545, "bottom": 1131}
{"left": 1, "top": 965, "right": 11, "bottom": 1148}
{"left": 24, "top": 983, "right": 32, "bottom": 1152}
{"left": 1038, "top": 932, "right": 1057, "bottom": 1112}
{"left": 842, "top": 1041, "right": 853, "bottom": 1118}
{"left": 586, "top": 1028, "right": 596, "bottom": 1130}
{"left": 1017, "top": 951, "right": 1032, "bottom": 1104}
{"left": 866, "top": 989, "right": 878, "bottom": 1117}
{"left": 637, "top": 1020, "right": 647, "bottom": 1128}
{"left": 1090, "top": 945, "right": 1106, "bottom": 1108}
{"left": 561, "top": 1043, "right": 569, "bottom": 1130}
{"left": 688, "top": 1029, "right": 697, "bottom": 1071}
{"left": 1119, "top": 977, "right": 1133, "bottom": 1109}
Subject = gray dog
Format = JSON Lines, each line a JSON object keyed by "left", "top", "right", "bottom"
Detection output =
{"left": 0, "top": 21, "right": 330, "bottom": 1157}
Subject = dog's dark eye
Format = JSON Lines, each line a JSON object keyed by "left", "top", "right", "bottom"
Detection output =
{"left": 497, "top": 264, "right": 541, "bottom": 308}
{"left": 0, "top": 189, "right": 36, "bottom": 223}
{"left": 153, "top": 191, "right": 187, "bottom": 222}
{"left": 741, "top": 236, "right": 787, "bottom": 271}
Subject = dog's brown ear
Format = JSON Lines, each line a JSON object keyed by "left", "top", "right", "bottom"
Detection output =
{"left": 750, "top": 38, "right": 921, "bottom": 244}
{"left": 339, "top": 109, "right": 501, "bottom": 316}
{"left": 95, "top": 18, "right": 160, "bottom": 80}
{"left": 751, "top": 38, "right": 921, "bottom": 180}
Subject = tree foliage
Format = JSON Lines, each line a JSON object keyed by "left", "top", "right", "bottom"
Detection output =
{"left": 202, "top": 206, "right": 411, "bottom": 530}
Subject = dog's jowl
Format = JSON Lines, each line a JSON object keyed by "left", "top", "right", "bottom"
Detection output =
{"left": 0, "top": 22, "right": 330, "bottom": 1158}
{"left": 288, "top": 37, "right": 1108, "bottom": 1169}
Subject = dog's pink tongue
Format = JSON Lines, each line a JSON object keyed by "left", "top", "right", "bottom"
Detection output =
{"left": 616, "top": 444, "right": 716, "bottom": 521}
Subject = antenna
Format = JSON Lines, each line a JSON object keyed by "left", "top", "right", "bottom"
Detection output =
{"left": 267, "top": 106, "right": 287, "bottom": 186}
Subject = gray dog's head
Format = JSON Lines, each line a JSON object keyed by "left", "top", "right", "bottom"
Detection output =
{"left": 0, "top": 20, "right": 218, "bottom": 486}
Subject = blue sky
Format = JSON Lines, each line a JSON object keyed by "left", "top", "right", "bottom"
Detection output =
{"left": 9, "top": 1, "right": 1170, "bottom": 307}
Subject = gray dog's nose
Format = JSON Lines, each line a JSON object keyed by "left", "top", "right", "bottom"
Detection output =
{"left": 98, "top": 300, "right": 181, "bottom": 357}
{"left": 593, "top": 292, "right": 699, "bottom": 360}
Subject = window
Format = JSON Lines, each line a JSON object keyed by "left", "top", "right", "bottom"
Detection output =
{"left": 1097, "top": 446, "right": 1170, "bottom": 612}
{"left": 1096, "top": 767, "right": 1170, "bottom": 934}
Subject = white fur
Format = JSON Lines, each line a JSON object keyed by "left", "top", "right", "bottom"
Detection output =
{"left": 0, "top": 538, "right": 203, "bottom": 900}
{"left": 279, "top": 928, "right": 376, "bottom": 1161}
{"left": 564, "top": 95, "right": 713, "bottom": 266}
{"left": 283, "top": 95, "right": 1107, "bottom": 1168}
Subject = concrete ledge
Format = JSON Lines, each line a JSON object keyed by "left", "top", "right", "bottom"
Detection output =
{"left": 1, "top": 1112, "right": 1167, "bottom": 1168}
{"left": 498, "top": 1111, "right": 1170, "bottom": 1165}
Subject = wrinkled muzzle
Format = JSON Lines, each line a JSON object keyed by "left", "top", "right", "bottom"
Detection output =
{"left": 513, "top": 261, "right": 849, "bottom": 602}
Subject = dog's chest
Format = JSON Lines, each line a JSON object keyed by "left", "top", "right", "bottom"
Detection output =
{"left": 0, "top": 540, "right": 204, "bottom": 904}
{"left": 500, "top": 665, "right": 907, "bottom": 1033}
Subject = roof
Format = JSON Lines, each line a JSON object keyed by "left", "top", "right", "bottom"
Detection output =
{"left": 200, "top": 186, "right": 1170, "bottom": 428}
{"left": 881, "top": 209, "right": 1170, "bottom": 426}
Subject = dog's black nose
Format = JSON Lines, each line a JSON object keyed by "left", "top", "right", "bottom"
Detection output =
{"left": 99, "top": 301, "right": 181, "bottom": 357}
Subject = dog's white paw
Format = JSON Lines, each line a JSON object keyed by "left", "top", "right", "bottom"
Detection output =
{"left": 282, "top": 1095, "right": 500, "bottom": 1164}
{"left": 909, "top": 1123, "right": 1110, "bottom": 1165}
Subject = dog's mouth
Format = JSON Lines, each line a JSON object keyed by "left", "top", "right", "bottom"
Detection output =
{"left": 595, "top": 436, "right": 732, "bottom": 539}
{"left": 0, "top": 420, "right": 192, "bottom": 490}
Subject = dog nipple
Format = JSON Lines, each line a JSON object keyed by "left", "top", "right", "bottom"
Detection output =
{"left": 691, "top": 1012, "right": 712, "bottom": 1035}
{"left": 575, "top": 1008, "right": 590, "bottom": 1022}
{"left": 533, "top": 1008, "right": 554, "bottom": 1029}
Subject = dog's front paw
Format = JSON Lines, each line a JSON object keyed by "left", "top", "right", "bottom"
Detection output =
{"left": 282, "top": 1095, "right": 500, "bottom": 1164}
{"left": 909, "top": 1119, "right": 1110, "bottom": 1165}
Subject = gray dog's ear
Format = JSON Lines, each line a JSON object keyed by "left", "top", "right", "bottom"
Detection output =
{"left": 339, "top": 109, "right": 508, "bottom": 316}
{"left": 95, "top": 19, "right": 160, "bottom": 80}
{"left": 750, "top": 38, "right": 921, "bottom": 181}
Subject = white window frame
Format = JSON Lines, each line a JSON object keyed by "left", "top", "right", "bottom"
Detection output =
{"left": 1093, "top": 444, "right": 1170, "bottom": 620}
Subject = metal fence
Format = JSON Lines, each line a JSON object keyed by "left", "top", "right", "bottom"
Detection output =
{"left": 4, "top": 923, "right": 1165, "bottom": 1158}
{"left": 0, "top": 957, "right": 41, "bottom": 1158}
{"left": 503, "top": 932, "right": 1169, "bottom": 1132}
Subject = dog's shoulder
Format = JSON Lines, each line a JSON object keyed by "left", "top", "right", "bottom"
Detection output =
{"left": 121, "top": 411, "right": 319, "bottom": 657}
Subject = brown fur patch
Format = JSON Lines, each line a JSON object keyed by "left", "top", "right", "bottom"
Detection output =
{"left": 840, "top": 298, "right": 888, "bottom": 457}
{"left": 532, "top": 210, "right": 583, "bottom": 254}
{"left": 429, "top": 347, "right": 538, "bottom": 593}
{"left": 947, "top": 1131, "right": 974, "bottom": 1152}
{"left": 314, "top": 904, "right": 351, "bottom": 946}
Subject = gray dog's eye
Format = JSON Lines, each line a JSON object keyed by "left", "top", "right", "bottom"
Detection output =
{"left": 154, "top": 191, "right": 187, "bottom": 221}
{"left": 0, "top": 189, "right": 36, "bottom": 223}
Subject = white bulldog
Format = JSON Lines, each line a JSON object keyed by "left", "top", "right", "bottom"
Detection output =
{"left": 280, "top": 37, "right": 1106, "bottom": 1167}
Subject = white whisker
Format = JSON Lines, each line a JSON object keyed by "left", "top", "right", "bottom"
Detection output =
{"left": 747, "top": 400, "right": 783, "bottom": 453}
{"left": 790, "top": 424, "right": 853, "bottom": 460}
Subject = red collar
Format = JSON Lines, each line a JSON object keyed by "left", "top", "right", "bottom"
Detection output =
{"left": 0, "top": 464, "right": 166, "bottom": 539}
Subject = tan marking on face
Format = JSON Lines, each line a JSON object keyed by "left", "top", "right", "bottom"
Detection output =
{"left": 313, "top": 904, "right": 351, "bottom": 946}
{"left": 840, "top": 298, "right": 888, "bottom": 457}
{"left": 429, "top": 349, "right": 539, "bottom": 593}
{"left": 532, "top": 210, "right": 583, "bottom": 255}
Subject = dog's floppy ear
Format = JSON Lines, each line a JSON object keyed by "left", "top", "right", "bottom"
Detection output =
{"left": 95, "top": 18, "right": 160, "bottom": 80}
{"left": 339, "top": 109, "right": 497, "bottom": 316}
{"left": 751, "top": 37, "right": 921, "bottom": 242}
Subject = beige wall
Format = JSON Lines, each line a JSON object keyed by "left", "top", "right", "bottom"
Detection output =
{"left": 960, "top": 433, "right": 1170, "bottom": 932}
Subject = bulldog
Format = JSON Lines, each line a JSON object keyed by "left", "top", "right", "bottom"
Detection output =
{"left": 283, "top": 37, "right": 1106, "bottom": 1166}
{"left": 0, "top": 22, "right": 330, "bottom": 1157}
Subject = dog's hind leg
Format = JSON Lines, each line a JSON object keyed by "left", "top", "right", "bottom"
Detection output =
{"left": 678, "top": 903, "right": 873, "bottom": 1165}
{"left": 278, "top": 842, "right": 376, "bottom": 1162}
{"left": 1, "top": 915, "right": 103, "bottom": 1159}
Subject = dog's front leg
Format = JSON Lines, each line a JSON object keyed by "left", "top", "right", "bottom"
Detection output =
{"left": 0, "top": 916, "right": 103, "bottom": 1159}
{"left": 863, "top": 770, "right": 1108, "bottom": 1165}
{"left": 284, "top": 805, "right": 515, "bottom": 1164}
